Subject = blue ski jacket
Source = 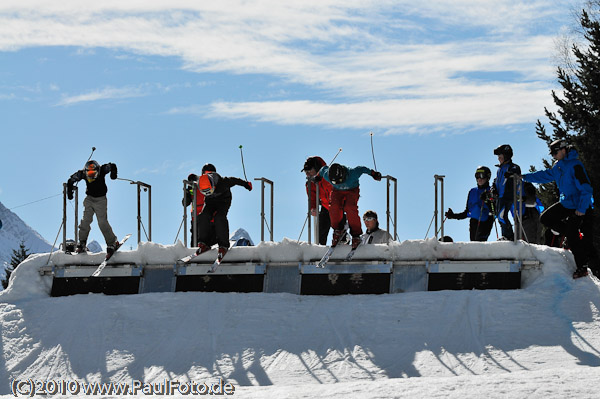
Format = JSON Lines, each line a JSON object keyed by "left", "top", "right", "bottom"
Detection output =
{"left": 494, "top": 161, "right": 521, "bottom": 199}
{"left": 522, "top": 149, "right": 593, "bottom": 214}
{"left": 454, "top": 185, "right": 492, "bottom": 222}
{"left": 319, "top": 165, "right": 372, "bottom": 191}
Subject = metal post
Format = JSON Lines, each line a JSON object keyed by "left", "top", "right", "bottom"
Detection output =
{"left": 128, "top": 181, "right": 152, "bottom": 244}
{"left": 513, "top": 175, "right": 523, "bottom": 242}
{"left": 74, "top": 187, "right": 78, "bottom": 244}
{"left": 384, "top": 175, "right": 398, "bottom": 243}
{"left": 307, "top": 178, "right": 312, "bottom": 245}
{"left": 315, "top": 179, "right": 320, "bottom": 245}
{"left": 62, "top": 183, "right": 67, "bottom": 250}
{"left": 254, "top": 178, "right": 274, "bottom": 242}
{"left": 434, "top": 175, "right": 445, "bottom": 239}
{"left": 182, "top": 179, "right": 198, "bottom": 247}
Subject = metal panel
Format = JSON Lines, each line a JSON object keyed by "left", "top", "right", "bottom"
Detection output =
{"left": 53, "top": 264, "right": 141, "bottom": 278}
{"left": 177, "top": 263, "right": 266, "bottom": 276}
{"left": 300, "top": 262, "right": 392, "bottom": 274}
{"left": 391, "top": 264, "right": 428, "bottom": 293}
{"left": 428, "top": 260, "right": 522, "bottom": 273}
{"left": 264, "top": 264, "right": 300, "bottom": 294}
{"left": 140, "top": 266, "right": 176, "bottom": 293}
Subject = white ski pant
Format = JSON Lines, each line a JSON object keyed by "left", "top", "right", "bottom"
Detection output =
{"left": 79, "top": 195, "right": 117, "bottom": 245}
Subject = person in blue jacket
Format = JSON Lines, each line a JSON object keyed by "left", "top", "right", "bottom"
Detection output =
{"left": 318, "top": 163, "right": 381, "bottom": 250}
{"left": 493, "top": 144, "right": 521, "bottom": 240}
{"left": 521, "top": 139, "right": 599, "bottom": 278}
{"left": 446, "top": 166, "right": 494, "bottom": 241}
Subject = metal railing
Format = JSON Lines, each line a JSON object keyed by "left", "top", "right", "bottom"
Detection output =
{"left": 384, "top": 175, "right": 398, "bottom": 243}
{"left": 434, "top": 174, "right": 445, "bottom": 239}
{"left": 255, "top": 177, "right": 274, "bottom": 242}
{"left": 62, "top": 183, "right": 78, "bottom": 249}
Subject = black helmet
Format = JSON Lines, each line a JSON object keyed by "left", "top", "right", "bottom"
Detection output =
{"left": 493, "top": 144, "right": 513, "bottom": 159}
{"left": 549, "top": 139, "right": 568, "bottom": 155}
{"left": 329, "top": 163, "right": 347, "bottom": 185}
{"left": 187, "top": 173, "right": 198, "bottom": 182}
{"left": 202, "top": 163, "right": 216, "bottom": 174}
{"left": 301, "top": 156, "right": 323, "bottom": 172}
{"left": 85, "top": 160, "right": 100, "bottom": 182}
{"left": 474, "top": 166, "right": 491, "bottom": 180}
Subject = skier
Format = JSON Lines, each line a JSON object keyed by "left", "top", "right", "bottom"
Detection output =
{"left": 317, "top": 163, "right": 382, "bottom": 250}
{"left": 361, "top": 210, "right": 392, "bottom": 244}
{"left": 183, "top": 163, "right": 217, "bottom": 247}
{"left": 193, "top": 168, "right": 253, "bottom": 260}
{"left": 521, "top": 182, "right": 543, "bottom": 244}
{"left": 492, "top": 144, "right": 521, "bottom": 240}
{"left": 445, "top": 166, "right": 494, "bottom": 242}
{"left": 66, "top": 160, "right": 119, "bottom": 254}
{"left": 302, "top": 156, "right": 334, "bottom": 245}
{"left": 519, "top": 139, "right": 599, "bottom": 278}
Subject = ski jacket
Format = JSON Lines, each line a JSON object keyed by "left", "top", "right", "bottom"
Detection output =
{"left": 305, "top": 157, "right": 333, "bottom": 210}
{"left": 203, "top": 173, "right": 250, "bottom": 208}
{"left": 183, "top": 187, "right": 206, "bottom": 216}
{"left": 361, "top": 227, "right": 392, "bottom": 244}
{"left": 67, "top": 163, "right": 115, "bottom": 198}
{"left": 454, "top": 185, "right": 492, "bottom": 222}
{"left": 522, "top": 149, "right": 593, "bottom": 214}
{"left": 319, "top": 165, "right": 373, "bottom": 191}
{"left": 493, "top": 161, "right": 521, "bottom": 200}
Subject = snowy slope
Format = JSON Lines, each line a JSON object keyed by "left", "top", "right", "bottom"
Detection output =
{"left": 0, "top": 241, "right": 599, "bottom": 398}
{"left": 0, "top": 201, "right": 54, "bottom": 273}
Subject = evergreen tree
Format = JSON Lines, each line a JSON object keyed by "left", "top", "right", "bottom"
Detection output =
{"left": 1, "top": 241, "right": 30, "bottom": 289}
{"left": 534, "top": 6, "right": 600, "bottom": 247}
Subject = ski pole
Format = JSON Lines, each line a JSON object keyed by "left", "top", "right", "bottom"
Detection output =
{"left": 329, "top": 148, "right": 342, "bottom": 166}
{"left": 86, "top": 146, "right": 96, "bottom": 162}
{"left": 239, "top": 145, "right": 248, "bottom": 181}
{"left": 370, "top": 131, "right": 377, "bottom": 172}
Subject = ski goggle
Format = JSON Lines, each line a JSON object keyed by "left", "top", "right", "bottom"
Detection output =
{"left": 86, "top": 168, "right": 98, "bottom": 182}
{"left": 363, "top": 217, "right": 376, "bottom": 222}
{"left": 200, "top": 187, "right": 215, "bottom": 196}
{"left": 475, "top": 172, "right": 488, "bottom": 179}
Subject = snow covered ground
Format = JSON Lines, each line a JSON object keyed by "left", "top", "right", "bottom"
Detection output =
{"left": 1, "top": 240, "right": 599, "bottom": 398}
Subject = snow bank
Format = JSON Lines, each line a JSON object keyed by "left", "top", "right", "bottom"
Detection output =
{"left": 0, "top": 239, "right": 577, "bottom": 301}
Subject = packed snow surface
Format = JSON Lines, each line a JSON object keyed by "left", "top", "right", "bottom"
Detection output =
{"left": 1, "top": 239, "right": 599, "bottom": 398}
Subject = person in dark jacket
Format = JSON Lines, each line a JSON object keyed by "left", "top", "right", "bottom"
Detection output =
{"left": 521, "top": 139, "right": 599, "bottom": 278}
{"left": 67, "top": 160, "right": 119, "bottom": 254}
{"left": 302, "top": 156, "right": 335, "bottom": 245}
{"left": 318, "top": 163, "right": 382, "bottom": 249}
{"left": 493, "top": 144, "right": 521, "bottom": 240}
{"left": 193, "top": 169, "right": 252, "bottom": 259}
{"left": 183, "top": 163, "right": 218, "bottom": 247}
{"left": 446, "top": 166, "right": 494, "bottom": 241}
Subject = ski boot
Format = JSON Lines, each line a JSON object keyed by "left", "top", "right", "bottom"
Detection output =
{"left": 195, "top": 242, "right": 210, "bottom": 256}
{"left": 217, "top": 246, "right": 228, "bottom": 262}
{"left": 331, "top": 229, "right": 345, "bottom": 247}
{"left": 106, "top": 240, "right": 121, "bottom": 257}
{"left": 76, "top": 241, "right": 87, "bottom": 254}
{"left": 351, "top": 236, "right": 361, "bottom": 250}
{"left": 573, "top": 266, "right": 589, "bottom": 279}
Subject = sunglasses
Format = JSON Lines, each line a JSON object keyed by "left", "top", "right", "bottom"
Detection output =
{"left": 363, "top": 217, "right": 376, "bottom": 222}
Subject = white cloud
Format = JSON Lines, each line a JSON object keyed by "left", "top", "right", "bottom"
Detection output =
{"left": 0, "top": 0, "right": 578, "bottom": 130}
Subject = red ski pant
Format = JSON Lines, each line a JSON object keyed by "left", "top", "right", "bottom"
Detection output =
{"left": 329, "top": 187, "right": 362, "bottom": 237}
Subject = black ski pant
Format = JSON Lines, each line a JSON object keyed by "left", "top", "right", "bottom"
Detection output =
{"left": 469, "top": 218, "right": 493, "bottom": 241}
{"left": 540, "top": 202, "right": 598, "bottom": 269}
{"left": 496, "top": 197, "right": 514, "bottom": 240}
{"left": 197, "top": 201, "right": 231, "bottom": 249}
{"left": 190, "top": 217, "right": 217, "bottom": 248}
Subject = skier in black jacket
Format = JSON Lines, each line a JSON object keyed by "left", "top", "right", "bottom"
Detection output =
{"left": 67, "top": 160, "right": 119, "bottom": 254}
{"left": 194, "top": 171, "right": 252, "bottom": 258}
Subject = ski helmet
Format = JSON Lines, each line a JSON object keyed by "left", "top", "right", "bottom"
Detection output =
{"left": 202, "top": 163, "right": 216, "bottom": 174}
{"left": 187, "top": 173, "right": 198, "bottom": 182}
{"left": 329, "top": 163, "right": 347, "bottom": 185}
{"left": 198, "top": 173, "right": 216, "bottom": 196}
{"left": 493, "top": 144, "right": 513, "bottom": 160}
{"left": 549, "top": 139, "right": 568, "bottom": 155}
{"left": 301, "top": 156, "right": 324, "bottom": 173}
{"left": 474, "top": 166, "right": 491, "bottom": 180}
{"left": 85, "top": 160, "right": 100, "bottom": 182}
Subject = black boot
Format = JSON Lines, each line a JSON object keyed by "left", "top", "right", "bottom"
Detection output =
{"left": 76, "top": 241, "right": 87, "bottom": 254}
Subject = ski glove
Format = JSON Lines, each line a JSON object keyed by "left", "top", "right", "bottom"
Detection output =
{"left": 67, "top": 189, "right": 74, "bottom": 201}
{"left": 504, "top": 171, "right": 520, "bottom": 179}
{"left": 110, "top": 163, "right": 118, "bottom": 180}
{"left": 313, "top": 175, "right": 323, "bottom": 182}
{"left": 445, "top": 208, "right": 456, "bottom": 219}
{"left": 244, "top": 181, "right": 253, "bottom": 191}
{"left": 371, "top": 170, "right": 382, "bottom": 181}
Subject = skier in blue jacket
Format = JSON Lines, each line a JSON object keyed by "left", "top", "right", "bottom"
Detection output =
{"left": 318, "top": 163, "right": 381, "bottom": 250}
{"left": 493, "top": 144, "right": 521, "bottom": 240}
{"left": 521, "top": 139, "right": 599, "bottom": 278}
{"left": 446, "top": 166, "right": 494, "bottom": 241}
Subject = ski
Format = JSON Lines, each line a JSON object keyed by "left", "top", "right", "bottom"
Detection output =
{"left": 316, "top": 246, "right": 335, "bottom": 268}
{"left": 345, "top": 247, "right": 359, "bottom": 261}
{"left": 208, "top": 248, "right": 228, "bottom": 273}
{"left": 91, "top": 234, "right": 131, "bottom": 277}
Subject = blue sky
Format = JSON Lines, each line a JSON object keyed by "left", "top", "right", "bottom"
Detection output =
{"left": 0, "top": 0, "right": 582, "bottom": 247}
